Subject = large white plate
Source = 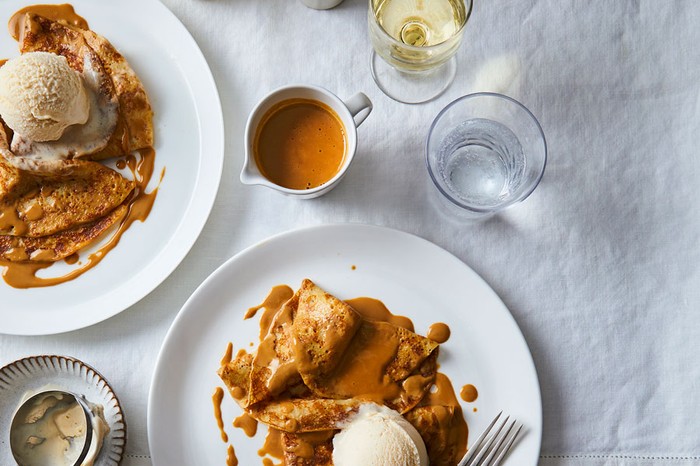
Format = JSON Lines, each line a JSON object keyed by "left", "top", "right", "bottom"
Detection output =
{"left": 0, "top": 0, "right": 224, "bottom": 335}
{"left": 148, "top": 224, "right": 542, "bottom": 465}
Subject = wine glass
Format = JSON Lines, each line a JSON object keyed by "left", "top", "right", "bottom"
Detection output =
{"left": 368, "top": 0, "right": 473, "bottom": 104}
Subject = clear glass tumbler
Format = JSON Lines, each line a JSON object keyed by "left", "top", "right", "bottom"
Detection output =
{"left": 368, "top": 0, "right": 472, "bottom": 104}
{"left": 426, "top": 93, "right": 547, "bottom": 219}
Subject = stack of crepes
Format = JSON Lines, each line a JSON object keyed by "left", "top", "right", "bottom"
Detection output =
{"left": 219, "top": 279, "right": 466, "bottom": 465}
{"left": 0, "top": 11, "right": 153, "bottom": 263}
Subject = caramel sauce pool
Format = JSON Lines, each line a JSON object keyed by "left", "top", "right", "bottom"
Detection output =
{"left": 254, "top": 98, "right": 346, "bottom": 190}
{"left": 8, "top": 4, "right": 88, "bottom": 41}
{"left": 245, "top": 285, "right": 294, "bottom": 340}
{"left": 460, "top": 383, "right": 479, "bottom": 403}
{"left": 258, "top": 428, "right": 284, "bottom": 465}
{"left": 1, "top": 148, "right": 163, "bottom": 288}
{"left": 427, "top": 322, "right": 451, "bottom": 343}
{"left": 421, "top": 372, "right": 469, "bottom": 459}
{"left": 345, "top": 296, "right": 415, "bottom": 331}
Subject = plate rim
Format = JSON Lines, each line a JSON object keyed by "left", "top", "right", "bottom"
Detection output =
{"left": 147, "top": 223, "right": 543, "bottom": 465}
{"left": 0, "top": 0, "right": 225, "bottom": 335}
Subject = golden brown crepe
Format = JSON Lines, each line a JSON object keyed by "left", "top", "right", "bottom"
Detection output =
{"left": 0, "top": 125, "right": 134, "bottom": 239}
{"left": 218, "top": 279, "right": 440, "bottom": 429}
{"left": 249, "top": 398, "right": 362, "bottom": 433}
{"left": 281, "top": 431, "right": 335, "bottom": 466}
{"left": 14, "top": 12, "right": 153, "bottom": 160}
{"left": 12, "top": 13, "right": 119, "bottom": 160}
{"left": 293, "top": 279, "right": 363, "bottom": 378}
{"left": 81, "top": 27, "right": 154, "bottom": 157}
{"left": 0, "top": 11, "right": 155, "bottom": 264}
{"left": 404, "top": 405, "right": 464, "bottom": 466}
{"left": 0, "top": 203, "right": 127, "bottom": 262}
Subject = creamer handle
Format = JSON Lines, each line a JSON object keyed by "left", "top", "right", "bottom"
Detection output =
{"left": 344, "top": 92, "right": 373, "bottom": 127}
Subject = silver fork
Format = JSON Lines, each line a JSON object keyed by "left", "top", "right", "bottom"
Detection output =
{"left": 458, "top": 412, "right": 523, "bottom": 466}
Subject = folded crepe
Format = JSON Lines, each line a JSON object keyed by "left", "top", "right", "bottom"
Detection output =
{"left": 218, "top": 280, "right": 440, "bottom": 430}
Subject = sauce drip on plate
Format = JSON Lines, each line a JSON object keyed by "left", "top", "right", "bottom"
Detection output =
{"left": 225, "top": 444, "right": 238, "bottom": 466}
{"left": 1, "top": 148, "right": 163, "bottom": 288}
{"left": 233, "top": 413, "right": 258, "bottom": 438}
{"left": 212, "top": 387, "right": 228, "bottom": 443}
{"left": 427, "top": 322, "right": 451, "bottom": 343}
{"left": 8, "top": 4, "right": 89, "bottom": 42}
{"left": 460, "top": 383, "right": 478, "bottom": 403}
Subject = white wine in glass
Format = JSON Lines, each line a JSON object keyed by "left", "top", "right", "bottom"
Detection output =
{"left": 369, "top": 0, "right": 471, "bottom": 103}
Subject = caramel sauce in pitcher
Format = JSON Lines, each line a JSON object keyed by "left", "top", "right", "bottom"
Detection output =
{"left": 254, "top": 99, "right": 346, "bottom": 190}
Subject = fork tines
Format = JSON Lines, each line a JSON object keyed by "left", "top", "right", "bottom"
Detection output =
{"left": 458, "top": 411, "right": 523, "bottom": 466}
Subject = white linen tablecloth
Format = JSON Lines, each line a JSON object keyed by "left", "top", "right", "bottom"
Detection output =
{"left": 2, "top": 0, "right": 700, "bottom": 465}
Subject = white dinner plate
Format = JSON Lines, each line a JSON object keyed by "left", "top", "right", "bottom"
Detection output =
{"left": 0, "top": 0, "right": 224, "bottom": 335}
{"left": 148, "top": 224, "right": 542, "bottom": 465}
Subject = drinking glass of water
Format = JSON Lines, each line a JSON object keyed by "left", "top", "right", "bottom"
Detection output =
{"left": 426, "top": 93, "right": 547, "bottom": 219}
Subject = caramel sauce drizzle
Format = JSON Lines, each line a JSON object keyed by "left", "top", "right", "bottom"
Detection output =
{"left": 427, "top": 322, "right": 451, "bottom": 343}
{"left": 212, "top": 387, "right": 228, "bottom": 443}
{"left": 258, "top": 428, "right": 284, "bottom": 465}
{"left": 0, "top": 148, "right": 163, "bottom": 288}
{"left": 225, "top": 444, "right": 238, "bottom": 466}
{"left": 8, "top": 4, "right": 88, "bottom": 41}
{"left": 64, "top": 253, "right": 79, "bottom": 265}
{"left": 244, "top": 284, "right": 294, "bottom": 340}
{"left": 0, "top": 204, "right": 28, "bottom": 236}
{"left": 345, "top": 296, "right": 415, "bottom": 332}
{"left": 220, "top": 342, "right": 233, "bottom": 366}
{"left": 420, "top": 372, "right": 469, "bottom": 459}
{"left": 460, "top": 383, "right": 478, "bottom": 403}
{"left": 233, "top": 412, "right": 258, "bottom": 438}
{"left": 288, "top": 430, "right": 336, "bottom": 459}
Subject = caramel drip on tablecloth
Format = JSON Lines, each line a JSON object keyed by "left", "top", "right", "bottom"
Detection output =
{"left": 1, "top": 148, "right": 163, "bottom": 288}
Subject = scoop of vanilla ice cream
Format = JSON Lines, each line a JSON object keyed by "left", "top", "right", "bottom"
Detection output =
{"left": 0, "top": 51, "right": 89, "bottom": 142}
{"left": 333, "top": 403, "right": 429, "bottom": 466}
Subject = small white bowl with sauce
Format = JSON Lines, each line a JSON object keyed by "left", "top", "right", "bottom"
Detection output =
{"left": 241, "top": 84, "right": 372, "bottom": 199}
{"left": 9, "top": 390, "right": 109, "bottom": 466}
